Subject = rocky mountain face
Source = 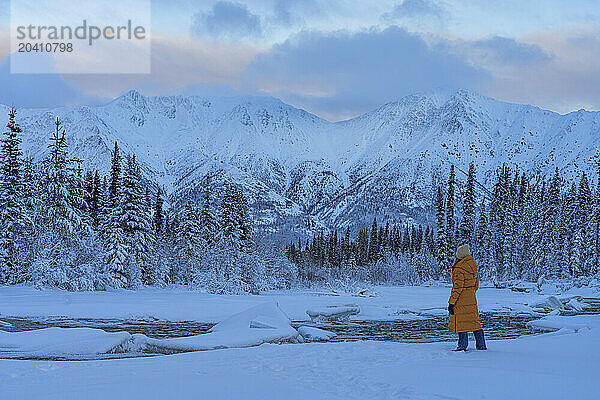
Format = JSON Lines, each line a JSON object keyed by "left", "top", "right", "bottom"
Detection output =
{"left": 5, "top": 89, "right": 600, "bottom": 235}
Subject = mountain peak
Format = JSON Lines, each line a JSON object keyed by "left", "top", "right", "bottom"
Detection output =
{"left": 119, "top": 89, "right": 144, "bottom": 101}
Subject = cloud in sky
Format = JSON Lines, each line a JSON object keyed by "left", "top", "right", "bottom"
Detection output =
{"left": 244, "top": 26, "right": 489, "bottom": 120}
{"left": 272, "top": 0, "right": 306, "bottom": 25}
{"left": 481, "top": 29, "right": 600, "bottom": 114}
{"left": 64, "top": 34, "right": 260, "bottom": 100}
{"left": 0, "top": 1, "right": 599, "bottom": 119}
{"left": 471, "top": 36, "right": 552, "bottom": 66}
{"left": 192, "top": 1, "right": 262, "bottom": 40}
{"left": 384, "top": 0, "right": 444, "bottom": 20}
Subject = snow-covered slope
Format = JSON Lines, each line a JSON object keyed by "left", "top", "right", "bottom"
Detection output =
{"left": 4, "top": 89, "right": 599, "bottom": 233}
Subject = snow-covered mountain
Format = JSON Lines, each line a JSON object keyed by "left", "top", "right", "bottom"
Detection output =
{"left": 4, "top": 89, "right": 600, "bottom": 233}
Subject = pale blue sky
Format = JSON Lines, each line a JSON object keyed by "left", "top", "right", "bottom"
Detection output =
{"left": 0, "top": 0, "right": 599, "bottom": 120}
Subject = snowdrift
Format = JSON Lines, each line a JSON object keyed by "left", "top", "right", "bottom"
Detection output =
{"left": 141, "top": 302, "right": 300, "bottom": 353}
{"left": 0, "top": 327, "right": 131, "bottom": 358}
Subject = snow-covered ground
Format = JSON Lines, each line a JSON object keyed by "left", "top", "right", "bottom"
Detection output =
{"left": 1, "top": 284, "right": 599, "bottom": 399}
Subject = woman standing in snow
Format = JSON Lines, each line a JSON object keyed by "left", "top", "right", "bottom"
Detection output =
{"left": 448, "top": 244, "right": 487, "bottom": 351}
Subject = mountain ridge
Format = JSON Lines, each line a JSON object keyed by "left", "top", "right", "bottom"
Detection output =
{"left": 2, "top": 89, "right": 599, "bottom": 234}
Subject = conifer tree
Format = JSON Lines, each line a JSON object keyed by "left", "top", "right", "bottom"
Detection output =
{"left": 44, "top": 118, "right": 86, "bottom": 235}
{"left": 121, "top": 154, "right": 155, "bottom": 286}
{"left": 446, "top": 165, "right": 456, "bottom": 265}
{"left": 153, "top": 187, "right": 164, "bottom": 233}
{"left": 199, "top": 173, "right": 218, "bottom": 244}
{"left": 101, "top": 144, "right": 128, "bottom": 287}
{"left": 0, "top": 108, "right": 25, "bottom": 283}
{"left": 368, "top": 217, "right": 379, "bottom": 262}
{"left": 176, "top": 200, "right": 202, "bottom": 282}
{"left": 459, "top": 162, "right": 476, "bottom": 245}
{"left": 108, "top": 142, "right": 121, "bottom": 207}
{"left": 435, "top": 186, "right": 446, "bottom": 275}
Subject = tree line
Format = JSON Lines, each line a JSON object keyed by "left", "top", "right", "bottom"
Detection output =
{"left": 286, "top": 161, "right": 600, "bottom": 285}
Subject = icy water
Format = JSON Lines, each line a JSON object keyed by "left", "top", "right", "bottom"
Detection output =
{"left": 294, "top": 313, "right": 540, "bottom": 343}
{"left": 0, "top": 312, "right": 545, "bottom": 343}
{"left": 0, "top": 317, "right": 214, "bottom": 338}
{"left": 1, "top": 298, "right": 599, "bottom": 360}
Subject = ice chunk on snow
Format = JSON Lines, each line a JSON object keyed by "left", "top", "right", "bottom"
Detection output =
{"left": 297, "top": 326, "right": 337, "bottom": 341}
{"left": 142, "top": 302, "right": 300, "bottom": 353}
{"left": 306, "top": 305, "right": 360, "bottom": 321}
{"left": 210, "top": 302, "right": 291, "bottom": 333}
{"left": 0, "top": 327, "right": 131, "bottom": 358}
{"left": 527, "top": 315, "right": 600, "bottom": 333}
{"left": 564, "top": 298, "right": 585, "bottom": 312}
{"left": 531, "top": 296, "right": 563, "bottom": 310}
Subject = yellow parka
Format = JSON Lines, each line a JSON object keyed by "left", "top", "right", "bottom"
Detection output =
{"left": 448, "top": 255, "right": 482, "bottom": 333}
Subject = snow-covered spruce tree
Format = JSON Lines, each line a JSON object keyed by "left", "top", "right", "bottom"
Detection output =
{"left": 474, "top": 198, "right": 490, "bottom": 278}
{"left": 488, "top": 166, "right": 509, "bottom": 281}
{"left": 357, "top": 227, "right": 369, "bottom": 266}
{"left": 84, "top": 170, "right": 102, "bottom": 229}
{"left": 42, "top": 118, "right": 84, "bottom": 235}
{"left": 21, "top": 156, "right": 39, "bottom": 216}
{"left": 101, "top": 142, "right": 128, "bottom": 288}
{"left": 71, "top": 160, "right": 90, "bottom": 227}
{"left": 514, "top": 172, "right": 529, "bottom": 277}
{"left": 368, "top": 217, "right": 379, "bottom": 263}
{"left": 232, "top": 184, "right": 257, "bottom": 288}
{"left": 150, "top": 187, "right": 171, "bottom": 285}
{"left": 175, "top": 200, "right": 202, "bottom": 284}
{"left": 445, "top": 165, "right": 456, "bottom": 268}
{"left": 595, "top": 166, "right": 600, "bottom": 276}
{"left": 108, "top": 141, "right": 121, "bottom": 205}
{"left": 121, "top": 154, "right": 155, "bottom": 286}
{"left": 502, "top": 170, "right": 519, "bottom": 279}
{"left": 31, "top": 118, "right": 98, "bottom": 290}
{"left": 199, "top": 173, "right": 219, "bottom": 244}
{"left": 563, "top": 181, "right": 578, "bottom": 278}
{"left": 215, "top": 183, "right": 258, "bottom": 293}
{"left": 0, "top": 108, "right": 27, "bottom": 284}
{"left": 576, "top": 172, "right": 594, "bottom": 276}
{"left": 19, "top": 156, "right": 40, "bottom": 272}
{"left": 530, "top": 178, "right": 549, "bottom": 280}
{"left": 434, "top": 186, "right": 446, "bottom": 278}
{"left": 459, "top": 162, "right": 476, "bottom": 246}
{"left": 153, "top": 187, "right": 164, "bottom": 233}
{"left": 342, "top": 227, "right": 351, "bottom": 265}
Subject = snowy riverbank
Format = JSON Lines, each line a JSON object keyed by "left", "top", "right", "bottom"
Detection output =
{"left": 2, "top": 283, "right": 597, "bottom": 323}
